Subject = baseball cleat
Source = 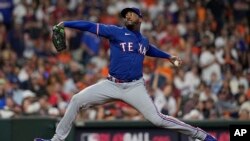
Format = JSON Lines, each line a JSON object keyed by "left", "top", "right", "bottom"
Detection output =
{"left": 34, "top": 138, "right": 51, "bottom": 141}
{"left": 204, "top": 134, "right": 217, "bottom": 141}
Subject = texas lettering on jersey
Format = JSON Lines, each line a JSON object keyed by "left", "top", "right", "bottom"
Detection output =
{"left": 120, "top": 42, "right": 147, "bottom": 55}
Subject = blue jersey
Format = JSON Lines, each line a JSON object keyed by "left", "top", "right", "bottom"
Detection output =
{"left": 64, "top": 21, "right": 171, "bottom": 81}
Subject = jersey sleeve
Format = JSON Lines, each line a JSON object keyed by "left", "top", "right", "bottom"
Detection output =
{"left": 64, "top": 21, "right": 96, "bottom": 33}
{"left": 146, "top": 44, "right": 171, "bottom": 59}
{"left": 97, "top": 24, "right": 118, "bottom": 38}
{"left": 63, "top": 20, "right": 116, "bottom": 38}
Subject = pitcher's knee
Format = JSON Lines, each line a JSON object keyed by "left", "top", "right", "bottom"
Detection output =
{"left": 71, "top": 93, "right": 91, "bottom": 110}
{"left": 71, "top": 94, "right": 79, "bottom": 102}
{"left": 71, "top": 94, "right": 82, "bottom": 106}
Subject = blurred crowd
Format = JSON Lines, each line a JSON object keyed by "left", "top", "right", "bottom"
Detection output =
{"left": 0, "top": 0, "right": 249, "bottom": 121}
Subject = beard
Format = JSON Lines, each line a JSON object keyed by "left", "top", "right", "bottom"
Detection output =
{"left": 125, "top": 20, "right": 140, "bottom": 30}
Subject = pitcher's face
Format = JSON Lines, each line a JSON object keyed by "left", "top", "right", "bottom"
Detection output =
{"left": 124, "top": 11, "right": 141, "bottom": 29}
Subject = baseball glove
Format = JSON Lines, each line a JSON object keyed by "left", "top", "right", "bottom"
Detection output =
{"left": 52, "top": 25, "right": 66, "bottom": 52}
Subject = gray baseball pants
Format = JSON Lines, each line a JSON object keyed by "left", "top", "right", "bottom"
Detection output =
{"left": 51, "top": 78, "right": 207, "bottom": 141}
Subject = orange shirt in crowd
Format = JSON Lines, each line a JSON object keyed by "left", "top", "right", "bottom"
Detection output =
{"left": 197, "top": 6, "right": 206, "bottom": 23}
{"left": 155, "top": 66, "right": 173, "bottom": 83}
{"left": 57, "top": 52, "right": 72, "bottom": 64}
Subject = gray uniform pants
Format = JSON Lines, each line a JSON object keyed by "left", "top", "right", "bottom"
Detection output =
{"left": 52, "top": 79, "right": 207, "bottom": 141}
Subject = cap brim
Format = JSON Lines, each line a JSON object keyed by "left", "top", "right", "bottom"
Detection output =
{"left": 121, "top": 8, "right": 141, "bottom": 18}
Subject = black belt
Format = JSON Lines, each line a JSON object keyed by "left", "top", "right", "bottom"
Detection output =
{"left": 107, "top": 75, "right": 140, "bottom": 83}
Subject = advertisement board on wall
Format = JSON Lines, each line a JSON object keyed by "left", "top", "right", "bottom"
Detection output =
{"left": 75, "top": 127, "right": 229, "bottom": 141}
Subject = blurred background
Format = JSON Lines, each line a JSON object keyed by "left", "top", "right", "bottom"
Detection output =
{"left": 0, "top": 0, "right": 249, "bottom": 140}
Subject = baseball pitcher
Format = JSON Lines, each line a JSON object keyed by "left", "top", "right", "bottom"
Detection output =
{"left": 35, "top": 7, "right": 216, "bottom": 141}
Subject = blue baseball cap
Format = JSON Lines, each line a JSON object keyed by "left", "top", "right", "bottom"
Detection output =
{"left": 121, "top": 7, "right": 143, "bottom": 18}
